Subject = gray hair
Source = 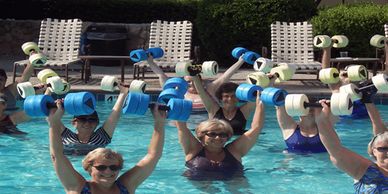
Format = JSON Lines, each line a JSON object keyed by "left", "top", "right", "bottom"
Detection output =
{"left": 367, "top": 131, "right": 388, "bottom": 159}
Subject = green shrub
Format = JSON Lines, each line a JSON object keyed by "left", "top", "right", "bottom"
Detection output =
{"left": 311, "top": 3, "right": 388, "bottom": 57}
{"left": 196, "top": 0, "right": 318, "bottom": 66}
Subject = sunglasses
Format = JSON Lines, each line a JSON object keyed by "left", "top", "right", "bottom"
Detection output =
{"left": 93, "top": 165, "right": 121, "bottom": 171}
{"left": 205, "top": 131, "right": 229, "bottom": 138}
{"left": 375, "top": 147, "right": 388, "bottom": 152}
{"left": 76, "top": 118, "right": 98, "bottom": 123}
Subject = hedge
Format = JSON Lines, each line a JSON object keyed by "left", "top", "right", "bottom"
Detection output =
{"left": 195, "top": 0, "right": 318, "bottom": 65}
{"left": 311, "top": 3, "right": 388, "bottom": 58}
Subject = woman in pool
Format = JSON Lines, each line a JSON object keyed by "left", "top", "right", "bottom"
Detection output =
{"left": 315, "top": 99, "right": 388, "bottom": 193}
{"left": 175, "top": 94, "right": 263, "bottom": 180}
{"left": 0, "top": 93, "right": 29, "bottom": 135}
{"left": 273, "top": 43, "right": 369, "bottom": 154}
{"left": 53, "top": 85, "right": 129, "bottom": 155}
{"left": 48, "top": 99, "right": 166, "bottom": 193}
{"left": 147, "top": 55, "right": 247, "bottom": 111}
{"left": 0, "top": 63, "right": 34, "bottom": 112}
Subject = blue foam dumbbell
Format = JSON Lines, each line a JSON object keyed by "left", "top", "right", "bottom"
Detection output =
{"left": 231, "top": 47, "right": 261, "bottom": 65}
{"left": 23, "top": 92, "right": 96, "bottom": 117}
{"left": 129, "top": 47, "right": 164, "bottom": 62}
{"left": 122, "top": 92, "right": 192, "bottom": 121}
{"left": 159, "top": 77, "right": 188, "bottom": 103}
{"left": 235, "top": 84, "right": 287, "bottom": 106}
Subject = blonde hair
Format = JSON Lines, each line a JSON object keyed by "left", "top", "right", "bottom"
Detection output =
{"left": 195, "top": 119, "right": 233, "bottom": 140}
{"left": 367, "top": 131, "right": 388, "bottom": 159}
{"left": 82, "top": 148, "right": 124, "bottom": 172}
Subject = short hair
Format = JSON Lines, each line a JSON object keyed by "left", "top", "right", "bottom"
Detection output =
{"left": 82, "top": 148, "right": 124, "bottom": 172}
{"left": 195, "top": 119, "right": 233, "bottom": 140}
{"left": 215, "top": 82, "right": 238, "bottom": 100}
{"left": 0, "top": 69, "right": 7, "bottom": 79}
{"left": 367, "top": 131, "right": 388, "bottom": 159}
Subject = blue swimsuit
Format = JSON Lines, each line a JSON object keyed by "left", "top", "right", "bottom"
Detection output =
{"left": 285, "top": 126, "right": 327, "bottom": 153}
{"left": 81, "top": 181, "right": 129, "bottom": 194}
{"left": 184, "top": 146, "right": 244, "bottom": 180}
{"left": 354, "top": 165, "right": 388, "bottom": 193}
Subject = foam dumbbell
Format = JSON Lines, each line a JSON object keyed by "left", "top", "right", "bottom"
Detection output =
{"left": 129, "top": 47, "right": 164, "bottom": 62}
{"left": 17, "top": 76, "right": 65, "bottom": 98}
{"left": 37, "top": 69, "right": 58, "bottom": 84}
{"left": 285, "top": 93, "right": 353, "bottom": 116}
{"left": 319, "top": 65, "right": 368, "bottom": 84}
{"left": 231, "top": 47, "right": 261, "bottom": 65}
{"left": 253, "top": 57, "right": 274, "bottom": 73}
{"left": 270, "top": 63, "right": 296, "bottom": 82}
{"left": 100, "top": 75, "right": 146, "bottom": 93}
{"left": 246, "top": 72, "right": 270, "bottom": 87}
{"left": 175, "top": 61, "right": 218, "bottom": 77}
{"left": 21, "top": 42, "right": 47, "bottom": 66}
{"left": 313, "top": 35, "right": 349, "bottom": 48}
{"left": 122, "top": 92, "right": 192, "bottom": 121}
{"left": 339, "top": 74, "right": 388, "bottom": 100}
{"left": 158, "top": 77, "right": 188, "bottom": 103}
{"left": 23, "top": 92, "right": 96, "bottom": 117}
{"left": 235, "top": 83, "right": 288, "bottom": 106}
{"left": 370, "top": 35, "right": 387, "bottom": 48}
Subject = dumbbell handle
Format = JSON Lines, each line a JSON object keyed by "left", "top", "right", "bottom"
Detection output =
{"left": 113, "top": 82, "right": 130, "bottom": 88}
{"left": 356, "top": 84, "right": 377, "bottom": 93}
{"left": 304, "top": 102, "right": 329, "bottom": 108}
{"left": 187, "top": 64, "right": 202, "bottom": 75}
{"left": 149, "top": 103, "right": 170, "bottom": 111}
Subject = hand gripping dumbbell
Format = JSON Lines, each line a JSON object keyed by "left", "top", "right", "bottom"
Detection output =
{"left": 313, "top": 35, "right": 349, "bottom": 48}
{"left": 129, "top": 47, "right": 164, "bottom": 62}
{"left": 122, "top": 92, "right": 192, "bottom": 121}
{"left": 175, "top": 61, "right": 218, "bottom": 77}
{"left": 100, "top": 75, "right": 146, "bottom": 93}
{"left": 21, "top": 42, "right": 47, "bottom": 66}
{"left": 231, "top": 47, "right": 261, "bottom": 65}
{"left": 246, "top": 63, "right": 296, "bottom": 87}
{"left": 158, "top": 77, "right": 188, "bottom": 103}
{"left": 235, "top": 83, "right": 288, "bottom": 106}
{"left": 285, "top": 93, "right": 353, "bottom": 116}
{"left": 319, "top": 65, "right": 368, "bottom": 84}
{"left": 370, "top": 35, "right": 387, "bottom": 48}
{"left": 37, "top": 69, "right": 70, "bottom": 94}
{"left": 17, "top": 77, "right": 70, "bottom": 98}
{"left": 23, "top": 92, "right": 96, "bottom": 117}
{"left": 339, "top": 74, "right": 388, "bottom": 101}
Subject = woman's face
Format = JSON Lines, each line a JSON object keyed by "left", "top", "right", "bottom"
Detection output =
{"left": 202, "top": 129, "right": 230, "bottom": 148}
{"left": 73, "top": 117, "right": 98, "bottom": 132}
{"left": 90, "top": 157, "right": 121, "bottom": 184}
{"left": 373, "top": 140, "right": 388, "bottom": 167}
{"left": 220, "top": 92, "right": 238, "bottom": 107}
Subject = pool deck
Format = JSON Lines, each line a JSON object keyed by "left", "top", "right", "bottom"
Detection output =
{"left": 2, "top": 56, "right": 388, "bottom": 103}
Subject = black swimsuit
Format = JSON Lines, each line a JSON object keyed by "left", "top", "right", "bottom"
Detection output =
{"left": 214, "top": 108, "right": 247, "bottom": 135}
{"left": 184, "top": 147, "right": 244, "bottom": 180}
{"left": 0, "top": 115, "right": 26, "bottom": 135}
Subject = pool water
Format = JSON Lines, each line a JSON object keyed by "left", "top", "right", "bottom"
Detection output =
{"left": 1, "top": 101, "right": 387, "bottom": 194}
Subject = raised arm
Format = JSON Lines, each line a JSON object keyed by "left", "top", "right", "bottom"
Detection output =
{"left": 8, "top": 63, "right": 34, "bottom": 97}
{"left": 47, "top": 100, "right": 85, "bottom": 192}
{"left": 119, "top": 104, "right": 166, "bottom": 192}
{"left": 321, "top": 46, "right": 343, "bottom": 92}
{"left": 365, "top": 103, "right": 387, "bottom": 135}
{"left": 102, "top": 85, "right": 129, "bottom": 138}
{"left": 207, "top": 57, "right": 245, "bottom": 95}
{"left": 315, "top": 100, "right": 372, "bottom": 180}
{"left": 147, "top": 56, "right": 168, "bottom": 87}
{"left": 175, "top": 121, "right": 202, "bottom": 161}
{"left": 275, "top": 106, "right": 297, "bottom": 138}
{"left": 192, "top": 75, "right": 220, "bottom": 118}
{"left": 229, "top": 95, "right": 264, "bottom": 158}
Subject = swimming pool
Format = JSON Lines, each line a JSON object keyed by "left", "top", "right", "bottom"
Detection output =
{"left": 2, "top": 101, "right": 387, "bottom": 194}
